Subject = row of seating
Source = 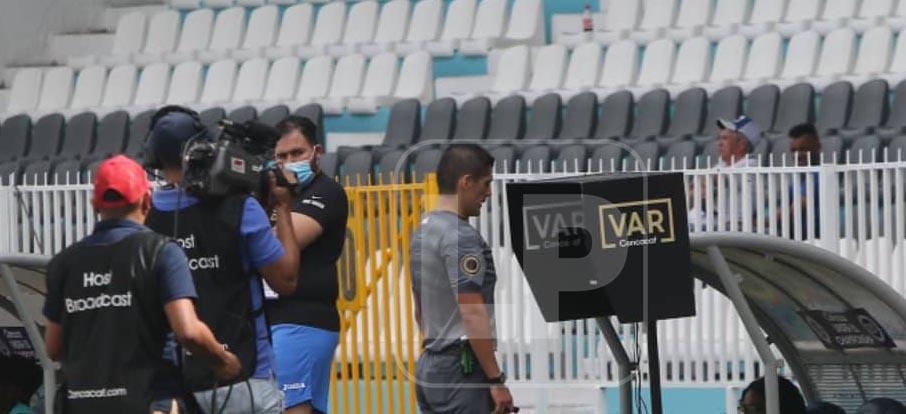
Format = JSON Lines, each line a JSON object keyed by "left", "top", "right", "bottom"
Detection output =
{"left": 168, "top": 0, "right": 406, "bottom": 9}
{"left": 69, "top": 0, "right": 543, "bottom": 70}
{"left": 471, "top": 25, "right": 906, "bottom": 107}
{"left": 564, "top": 0, "right": 906, "bottom": 47}
{"left": 4, "top": 52, "right": 433, "bottom": 118}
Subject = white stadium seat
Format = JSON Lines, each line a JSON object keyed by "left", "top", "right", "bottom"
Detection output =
{"left": 134, "top": 63, "right": 172, "bottom": 110}
{"left": 629, "top": 38, "right": 676, "bottom": 96}
{"left": 70, "top": 12, "right": 146, "bottom": 68}
{"left": 457, "top": 44, "right": 528, "bottom": 105}
{"left": 204, "top": 0, "right": 235, "bottom": 8}
{"left": 394, "top": 51, "right": 434, "bottom": 103}
{"left": 298, "top": 2, "right": 347, "bottom": 58}
{"left": 459, "top": 0, "right": 509, "bottom": 55}
{"left": 267, "top": 0, "right": 296, "bottom": 4}
{"left": 361, "top": 0, "right": 411, "bottom": 56}
{"left": 845, "top": 26, "right": 894, "bottom": 85}
{"left": 887, "top": 0, "right": 906, "bottom": 29}
{"left": 558, "top": 42, "right": 603, "bottom": 99}
{"left": 69, "top": 66, "right": 108, "bottom": 112}
{"left": 740, "top": 0, "right": 787, "bottom": 37}
{"left": 348, "top": 52, "right": 401, "bottom": 114}
{"left": 170, "top": 0, "right": 202, "bottom": 9}
{"left": 630, "top": 0, "right": 679, "bottom": 44}
{"left": 198, "top": 7, "right": 247, "bottom": 64}
{"left": 668, "top": 0, "right": 712, "bottom": 41}
{"left": 426, "top": 0, "right": 476, "bottom": 56}
{"left": 232, "top": 5, "right": 279, "bottom": 61}
{"left": 36, "top": 67, "right": 74, "bottom": 113}
{"left": 328, "top": 1, "right": 379, "bottom": 57}
{"left": 98, "top": 65, "right": 137, "bottom": 110}
{"left": 704, "top": 0, "right": 752, "bottom": 40}
{"left": 813, "top": 0, "right": 860, "bottom": 34}
{"left": 253, "top": 57, "right": 300, "bottom": 110}
{"left": 165, "top": 9, "right": 215, "bottom": 64}
{"left": 666, "top": 36, "right": 711, "bottom": 96}
{"left": 851, "top": 0, "right": 896, "bottom": 32}
{"left": 593, "top": 0, "right": 642, "bottom": 46}
{"left": 166, "top": 61, "right": 203, "bottom": 106}
{"left": 314, "top": 54, "right": 367, "bottom": 114}
{"left": 133, "top": 11, "right": 181, "bottom": 67}
{"left": 594, "top": 39, "right": 639, "bottom": 96}
{"left": 777, "top": 0, "right": 823, "bottom": 36}
{"left": 5, "top": 68, "right": 43, "bottom": 115}
{"left": 502, "top": 0, "right": 545, "bottom": 47}
{"left": 881, "top": 29, "right": 906, "bottom": 84}
{"left": 777, "top": 30, "right": 820, "bottom": 87}
{"left": 199, "top": 59, "right": 238, "bottom": 106}
{"left": 265, "top": 4, "right": 314, "bottom": 60}
{"left": 397, "top": 0, "right": 443, "bottom": 54}
{"left": 237, "top": 0, "right": 265, "bottom": 6}
{"left": 740, "top": 32, "right": 783, "bottom": 92}
{"left": 231, "top": 58, "right": 269, "bottom": 105}
{"left": 521, "top": 44, "right": 568, "bottom": 104}
{"left": 289, "top": 56, "right": 334, "bottom": 108}
{"left": 809, "top": 27, "right": 857, "bottom": 89}
{"left": 700, "top": 34, "right": 749, "bottom": 92}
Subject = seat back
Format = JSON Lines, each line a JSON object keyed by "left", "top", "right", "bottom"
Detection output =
{"left": 711, "top": 0, "right": 751, "bottom": 26}
{"left": 816, "top": 81, "right": 854, "bottom": 133}
{"left": 199, "top": 59, "right": 238, "bottom": 104}
{"left": 598, "top": 39, "right": 639, "bottom": 88}
{"left": 6, "top": 68, "right": 42, "bottom": 113}
{"left": 110, "top": 12, "right": 147, "bottom": 56}
{"left": 524, "top": 94, "right": 562, "bottom": 141}
{"left": 747, "top": 84, "right": 780, "bottom": 132}
{"left": 666, "top": 88, "right": 706, "bottom": 137}
{"left": 406, "top": 0, "right": 443, "bottom": 43}
{"left": 636, "top": 38, "right": 676, "bottom": 87}
{"left": 383, "top": 99, "right": 421, "bottom": 147}
{"left": 241, "top": 5, "right": 279, "bottom": 50}
{"left": 605, "top": 0, "right": 642, "bottom": 31}
{"left": 207, "top": 7, "right": 246, "bottom": 52}
{"left": 671, "top": 36, "right": 711, "bottom": 84}
{"left": 847, "top": 79, "right": 889, "bottom": 130}
{"left": 629, "top": 89, "right": 670, "bottom": 138}
{"left": 274, "top": 4, "right": 314, "bottom": 48}
{"left": 781, "top": 30, "right": 820, "bottom": 79}
{"left": 395, "top": 51, "right": 433, "bottom": 100}
{"left": 452, "top": 97, "right": 491, "bottom": 140}
{"left": 342, "top": 1, "right": 379, "bottom": 46}
{"left": 486, "top": 95, "right": 526, "bottom": 141}
{"left": 27, "top": 114, "right": 65, "bottom": 160}
{"left": 563, "top": 43, "right": 602, "bottom": 90}
{"left": 420, "top": 98, "right": 457, "bottom": 142}
{"left": 702, "top": 86, "right": 743, "bottom": 136}
{"left": 853, "top": 26, "right": 894, "bottom": 76}
{"left": 517, "top": 145, "right": 551, "bottom": 173}
{"left": 674, "top": 0, "right": 712, "bottom": 29}
{"left": 558, "top": 92, "right": 598, "bottom": 140}
{"left": 233, "top": 58, "right": 269, "bottom": 102}
{"left": 527, "top": 44, "right": 568, "bottom": 92}
{"left": 37, "top": 67, "right": 74, "bottom": 111}
{"left": 595, "top": 91, "right": 634, "bottom": 139}
{"left": 311, "top": 2, "right": 347, "bottom": 47}
{"left": 263, "top": 57, "right": 300, "bottom": 102}
{"left": 175, "top": 9, "right": 214, "bottom": 53}
{"left": 143, "top": 10, "right": 180, "bottom": 55}
{"left": 135, "top": 62, "right": 172, "bottom": 106}
{"left": 773, "top": 83, "right": 816, "bottom": 133}
{"left": 60, "top": 112, "right": 97, "bottom": 159}
{"left": 857, "top": 0, "right": 896, "bottom": 18}
{"left": 820, "top": 0, "right": 859, "bottom": 20}
{"left": 470, "top": 0, "right": 507, "bottom": 40}
{"left": 814, "top": 28, "right": 856, "bottom": 78}
{"left": 491, "top": 45, "right": 530, "bottom": 94}
{"left": 71, "top": 66, "right": 108, "bottom": 110}
{"left": 296, "top": 56, "right": 334, "bottom": 101}
{"left": 743, "top": 32, "right": 782, "bottom": 81}
{"left": 553, "top": 144, "right": 588, "bottom": 172}
{"left": 0, "top": 115, "right": 32, "bottom": 163}
{"left": 783, "top": 0, "right": 822, "bottom": 23}
{"left": 638, "top": 0, "right": 678, "bottom": 31}
{"left": 505, "top": 0, "right": 543, "bottom": 41}
{"left": 360, "top": 52, "right": 399, "bottom": 98}
{"left": 373, "top": 0, "right": 410, "bottom": 44}
{"left": 748, "top": 0, "right": 787, "bottom": 24}
{"left": 94, "top": 111, "right": 129, "bottom": 157}
{"left": 439, "top": 0, "right": 476, "bottom": 41}
{"left": 327, "top": 54, "right": 367, "bottom": 99}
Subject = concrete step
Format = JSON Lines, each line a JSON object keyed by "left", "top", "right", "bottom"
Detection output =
{"left": 48, "top": 33, "right": 115, "bottom": 64}
{"left": 103, "top": 3, "right": 168, "bottom": 32}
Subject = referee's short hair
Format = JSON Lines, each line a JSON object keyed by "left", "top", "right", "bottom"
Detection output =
{"left": 437, "top": 144, "right": 495, "bottom": 194}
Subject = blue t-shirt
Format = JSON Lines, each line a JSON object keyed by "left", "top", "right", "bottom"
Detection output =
{"left": 152, "top": 188, "right": 285, "bottom": 379}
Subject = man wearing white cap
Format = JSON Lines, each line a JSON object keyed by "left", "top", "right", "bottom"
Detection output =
{"left": 688, "top": 115, "right": 761, "bottom": 230}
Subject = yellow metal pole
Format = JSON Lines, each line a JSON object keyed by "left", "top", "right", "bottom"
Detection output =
{"left": 364, "top": 187, "right": 383, "bottom": 414}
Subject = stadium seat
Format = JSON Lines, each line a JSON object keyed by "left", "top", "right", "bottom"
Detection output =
{"left": 0, "top": 161, "right": 22, "bottom": 185}
{"left": 4, "top": 68, "right": 43, "bottom": 115}
{"left": 199, "top": 107, "right": 226, "bottom": 130}
{"left": 697, "top": 139, "right": 720, "bottom": 167}
{"left": 485, "top": 95, "right": 526, "bottom": 142}
{"left": 693, "top": 85, "right": 743, "bottom": 145}
{"left": 71, "top": 12, "right": 146, "bottom": 68}
{"left": 888, "top": 0, "right": 906, "bottom": 29}
{"left": 460, "top": 0, "right": 508, "bottom": 55}
{"left": 328, "top": 0, "right": 379, "bottom": 57}
{"left": 593, "top": 39, "right": 640, "bottom": 98}
{"left": 452, "top": 97, "right": 491, "bottom": 141}
{"left": 419, "top": 97, "right": 456, "bottom": 142}
{"left": 205, "top": 0, "right": 235, "bottom": 8}
{"left": 847, "top": 135, "right": 882, "bottom": 163}
{"left": 521, "top": 44, "right": 568, "bottom": 104}
{"left": 877, "top": 80, "right": 906, "bottom": 141}
{"left": 231, "top": 58, "right": 269, "bottom": 105}
{"left": 397, "top": 0, "right": 443, "bottom": 54}
{"left": 293, "top": 103, "right": 325, "bottom": 145}
{"left": 557, "top": 92, "right": 598, "bottom": 141}
{"left": 232, "top": 5, "right": 279, "bottom": 61}
{"left": 133, "top": 62, "right": 172, "bottom": 110}
{"left": 700, "top": 34, "right": 749, "bottom": 93}
{"left": 252, "top": 57, "right": 300, "bottom": 110}
{"left": 628, "top": 38, "right": 675, "bottom": 97}
{"left": 590, "top": 143, "right": 624, "bottom": 172}
{"left": 59, "top": 112, "right": 97, "bottom": 160}
{"left": 165, "top": 9, "right": 215, "bottom": 64}
{"left": 228, "top": 106, "right": 257, "bottom": 124}
{"left": 665, "top": 36, "right": 711, "bottom": 96}
{"left": 517, "top": 144, "right": 551, "bottom": 173}
{"left": 624, "top": 89, "right": 670, "bottom": 144}
{"left": 740, "top": 0, "right": 787, "bottom": 38}
{"left": 26, "top": 114, "right": 64, "bottom": 161}
{"left": 776, "top": 0, "right": 823, "bottom": 36}
{"left": 378, "top": 99, "right": 421, "bottom": 152}
{"left": 839, "top": 79, "right": 889, "bottom": 144}
{"left": 169, "top": 0, "right": 202, "bottom": 10}
{"left": 625, "top": 141, "right": 659, "bottom": 170}
{"left": 412, "top": 148, "right": 441, "bottom": 181}
{"left": 377, "top": 149, "right": 408, "bottom": 183}
{"left": 68, "top": 66, "right": 107, "bottom": 114}
{"left": 886, "top": 135, "right": 906, "bottom": 161}
{"left": 656, "top": 87, "right": 706, "bottom": 148}
{"left": 394, "top": 51, "right": 434, "bottom": 103}
{"left": 52, "top": 158, "right": 84, "bottom": 184}
{"left": 523, "top": 93, "right": 561, "bottom": 142}
{"left": 630, "top": 0, "right": 679, "bottom": 44}
{"left": 740, "top": 32, "right": 783, "bottom": 92}
{"left": 0, "top": 115, "right": 31, "bottom": 163}
{"left": 776, "top": 31, "right": 821, "bottom": 88}
{"left": 845, "top": 26, "right": 894, "bottom": 86}
{"left": 198, "top": 59, "right": 238, "bottom": 106}
{"left": 557, "top": 42, "right": 602, "bottom": 100}
{"left": 198, "top": 7, "right": 246, "bottom": 64}
{"left": 264, "top": 4, "right": 314, "bottom": 60}
{"left": 35, "top": 67, "right": 74, "bottom": 115}
{"left": 314, "top": 54, "right": 366, "bottom": 114}
{"left": 319, "top": 152, "right": 338, "bottom": 179}
{"left": 426, "top": 0, "right": 476, "bottom": 57}
{"left": 703, "top": 0, "right": 750, "bottom": 40}
{"left": 880, "top": 28, "right": 906, "bottom": 85}
{"left": 767, "top": 132, "right": 793, "bottom": 165}
{"left": 592, "top": 0, "right": 642, "bottom": 46}
{"left": 92, "top": 111, "right": 129, "bottom": 158}
{"left": 813, "top": 0, "right": 860, "bottom": 34}
{"left": 668, "top": 0, "right": 711, "bottom": 41}
{"left": 501, "top": 0, "right": 545, "bottom": 48}
{"left": 348, "top": 52, "right": 400, "bottom": 114}
{"left": 124, "top": 109, "right": 155, "bottom": 158}
{"left": 747, "top": 84, "right": 780, "bottom": 134}
{"left": 467, "top": 45, "right": 529, "bottom": 106}
{"left": 851, "top": 0, "right": 897, "bottom": 32}
{"left": 553, "top": 144, "right": 587, "bottom": 172}
{"left": 663, "top": 140, "right": 696, "bottom": 169}
{"left": 340, "top": 150, "right": 373, "bottom": 185}
{"left": 361, "top": 0, "right": 410, "bottom": 56}
{"left": 298, "top": 2, "right": 347, "bottom": 58}
{"left": 133, "top": 10, "right": 180, "bottom": 66}
{"left": 287, "top": 56, "right": 334, "bottom": 109}
{"left": 816, "top": 81, "right": 854, "bottom": 136}
{"left": 98, "top": 64, "right": 137, "bottom": 113}
{"left": 765, "top": 83, "right": 816, "bottom": 140}
{"left": 258, "top": 105, "right": 288, "bottom": 127}
{"left": 809, "top": 28, "right": 857, "bottom": 89}
{"left": 21, "top": 159, "right": 53, "bottom": 185}
{"left": 594, "top": 90, "right": 634, "bottom": 140}
{"left": 489, "top": 145, "right": 515, "bottom": 173}
{"left": 237, "top": 0, "right": 264, "bottom": 6}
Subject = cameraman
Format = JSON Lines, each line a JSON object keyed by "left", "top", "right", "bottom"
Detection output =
{"left": 143, "top": 107, "right": 300, "bottom": 413}
{"left": 266, "top": 116, "right": 348, "bottom": 414}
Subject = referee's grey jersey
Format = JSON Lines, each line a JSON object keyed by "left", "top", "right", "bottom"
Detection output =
{"left": 410, "top": 210, "right": 497, "bottom": 353}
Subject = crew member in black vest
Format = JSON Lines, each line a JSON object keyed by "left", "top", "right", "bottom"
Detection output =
{"left": 143, "top": 107, "right": 300, "bottom": 413}
{"left": 42, "top": 155, "right": 241, "bottom": 414}
{"left": 266, "top": 116, "right": 348, "bottom": 414}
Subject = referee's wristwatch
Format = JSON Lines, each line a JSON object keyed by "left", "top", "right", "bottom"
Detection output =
{"left": 487, "top": 372, "right": 507, "bottom": 385}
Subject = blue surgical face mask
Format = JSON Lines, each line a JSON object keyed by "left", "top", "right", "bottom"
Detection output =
{"left": 284, "top": 160, "right": 315, "bottom": 188}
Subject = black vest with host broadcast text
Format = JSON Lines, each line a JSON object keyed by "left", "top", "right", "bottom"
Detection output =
{"left": 145, "top": 194, "right": 258, "bottom": 390}
{"left": 55, "top": 231, "right": 172, "bottom": 414}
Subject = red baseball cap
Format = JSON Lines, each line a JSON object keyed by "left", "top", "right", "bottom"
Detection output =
{"left": 92, "top": 155, "right": 151, "bottom": 209}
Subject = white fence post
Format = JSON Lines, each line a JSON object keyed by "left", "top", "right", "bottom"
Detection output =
{"left": 819, "top": 164, "right": 840, "bottom": 253}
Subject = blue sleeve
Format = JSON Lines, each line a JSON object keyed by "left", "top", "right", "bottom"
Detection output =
{"left": 154, "top": 242, "right": 197, "bottom": 304}
{"left": 42, "top": 256, "right": 65, "bottom": 323}
{"left": 240, "top": 197, "right": 285, "bottom": 270}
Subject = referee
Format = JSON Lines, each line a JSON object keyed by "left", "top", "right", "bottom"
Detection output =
{"left": 410, "top": 144, "right": 516, "bottom": 414}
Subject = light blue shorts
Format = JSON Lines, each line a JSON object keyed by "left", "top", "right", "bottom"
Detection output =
{"left": 272, "top": 324, "right": 339, "bottom": 413}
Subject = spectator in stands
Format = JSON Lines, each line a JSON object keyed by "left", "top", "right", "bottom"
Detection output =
{"left": 807, "top": 401, "right": 846, "bottom": 414}
{"left": 688, "top": 115, "right": 761, "bottom": 231}
{"left": 858, "top": 398, "right": 906, "bottom": 414}
{"left": 42, "top": 155, "right": 240, "bottom": 414}
{"left": 143, "top": 107, "right": 300, "bottom": 413}
{"left": 789, "top": 123, "right": 822, "bottom": 167}
{"left": 0, "top": 354, "right": 40, "bottom": 414}
{"left": 738, "top": 375, "right": 807, "bottom": 414}
{"left": 781, "top": 123, "right": 822, "bottom": 239}
{"left": 266, "top": 116, "right": 348, "bottom": 414}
